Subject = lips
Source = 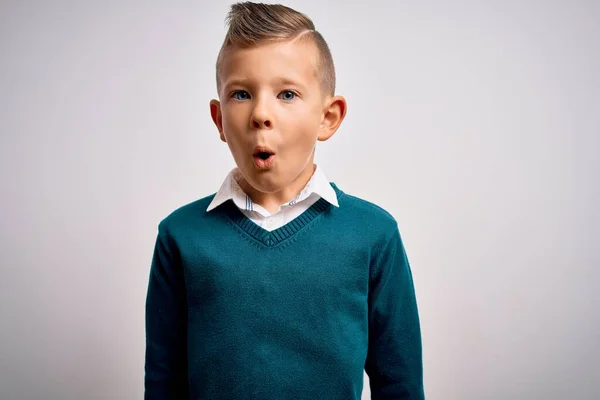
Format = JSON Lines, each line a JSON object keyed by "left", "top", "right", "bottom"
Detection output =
{"left": 253, "top": 146, "right": 276, "bottom": 169}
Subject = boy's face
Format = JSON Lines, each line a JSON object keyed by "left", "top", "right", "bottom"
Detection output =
{"left": 210, "top": 39, "right": 346, "bottom": 200}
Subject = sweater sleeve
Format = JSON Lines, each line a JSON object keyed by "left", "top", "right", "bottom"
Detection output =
{"left": 144, "top": 223, "right": 189, "bottom": 399}
{"left": 364, "top": 225, "right": 424, "bottom": 399}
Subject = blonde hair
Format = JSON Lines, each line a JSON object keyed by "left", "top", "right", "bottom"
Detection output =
{"left": 215, "top": 2, "right": 336, "bottom": 96}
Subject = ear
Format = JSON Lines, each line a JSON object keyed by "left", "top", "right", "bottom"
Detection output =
{"left": 318, "top": 95, "right": 347, "bottom": 142}
{"left": 210, "top": 99, "right": 226, "bottom": 142}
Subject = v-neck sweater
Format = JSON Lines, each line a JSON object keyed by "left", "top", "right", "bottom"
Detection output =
{"left": 144, "top": 183, "right": 424, "bottom": 399}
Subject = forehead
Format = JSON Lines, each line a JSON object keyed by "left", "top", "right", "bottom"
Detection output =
{"left": 220, "top": 40, "right": 320, "bottom": 88}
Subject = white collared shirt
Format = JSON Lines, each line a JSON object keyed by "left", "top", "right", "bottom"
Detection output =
{"left": 206, "top": 165, "right": 339, "bottom": 231}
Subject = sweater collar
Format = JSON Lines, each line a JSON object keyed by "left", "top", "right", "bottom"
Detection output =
{"left": 220, "top": 183, "right": 344, "bottom": 247}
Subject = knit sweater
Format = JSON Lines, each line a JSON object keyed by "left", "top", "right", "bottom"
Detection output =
{"left": 144, "top": 183, "right": 424, "bottom": 399}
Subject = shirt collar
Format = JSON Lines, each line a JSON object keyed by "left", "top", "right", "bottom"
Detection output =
{"left": 206, "top": 164, "right": 338, "bottom": 215}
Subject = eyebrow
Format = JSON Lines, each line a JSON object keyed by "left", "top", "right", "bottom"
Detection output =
{"left": 222, "top": 78, "right": 249, "bottom": 90}
{"left": 223, "top": 77, "right": 307, "bottom": 92}
{"left": 276, "top": 78, "right": 307, "bottom": 91}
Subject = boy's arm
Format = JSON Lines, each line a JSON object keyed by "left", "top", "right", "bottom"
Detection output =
{"left": 364, "top": 225, "right": 424, "bottom": 399}
{"left": 144, "top": 223, "right": 189, "bottom": 399}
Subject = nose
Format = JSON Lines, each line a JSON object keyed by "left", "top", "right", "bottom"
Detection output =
{"left": 250, "top": 96, "right": 272, "bottom": 130}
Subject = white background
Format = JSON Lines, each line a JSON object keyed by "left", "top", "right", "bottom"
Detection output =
{"left": 1, "top": 0, "right": 599, "bottom": 399}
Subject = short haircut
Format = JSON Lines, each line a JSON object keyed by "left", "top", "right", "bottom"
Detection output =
{"left": 215, "top": 2, "right": 336, "bottom": 97}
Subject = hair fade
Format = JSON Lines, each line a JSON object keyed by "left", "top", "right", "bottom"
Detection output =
{"left": 215, "top": 2, "right": 336, "bottom": 96}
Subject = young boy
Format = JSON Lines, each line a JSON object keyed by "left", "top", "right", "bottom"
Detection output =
{"left": 145, "top": 2, "right": 424, "bottom": 399}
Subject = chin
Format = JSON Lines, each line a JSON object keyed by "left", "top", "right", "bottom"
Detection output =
{"left": 247, "top": 176, "right": 282, "bottom": 194}
{"left": 238, "top": 168, "right": 281, "bottom": 193}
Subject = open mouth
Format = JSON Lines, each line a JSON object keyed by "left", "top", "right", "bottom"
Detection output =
{"left": 256, "top": 152, "right": 272, "bottom": 160}
{"left": 253, "top": 147, "right": 275, "bottom": 169}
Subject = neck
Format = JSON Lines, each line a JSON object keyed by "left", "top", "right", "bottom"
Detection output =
{"left": 239, "top": 163, "right": 316, "bottom": 214}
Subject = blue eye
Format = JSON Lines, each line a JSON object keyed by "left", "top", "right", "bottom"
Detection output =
{"left": 279, "top": 90, "right": 296, "bottom": 101}
{"left": 232, "top": 91, "right": 250, "bottom": 100}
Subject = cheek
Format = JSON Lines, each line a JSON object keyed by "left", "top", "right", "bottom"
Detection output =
{"left": 286, "top": 126, "right": 320, "bottom": 155}
{"left": 221, "top": 109, "right": 240, "bottom": 132}
{"left": 301, "top": 111, "right": 323, "bottom": 139}
{"left": 288, "top": 105, "right": 322, "bottom": 132}
{"left": 221, "top": 107, "right": 248, "bottom": 143}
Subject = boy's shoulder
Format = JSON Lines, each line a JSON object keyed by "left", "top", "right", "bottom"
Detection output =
{"left": 333, "top": 184, "right": 406, "bottom": 253}
{"left": 332, "top": 183, "right": 399, "bottom": 233}
{"left": 157, "top": 193, "right": 217, "bottom": 232}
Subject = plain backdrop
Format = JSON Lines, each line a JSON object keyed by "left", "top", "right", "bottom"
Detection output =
{"left": 1, "top": 0, "right": 599, "bottom": 399}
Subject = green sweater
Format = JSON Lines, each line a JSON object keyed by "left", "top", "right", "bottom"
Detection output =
{"left": 145, "top": 183, "right": 424, "bottom": 399}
